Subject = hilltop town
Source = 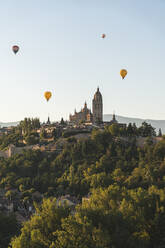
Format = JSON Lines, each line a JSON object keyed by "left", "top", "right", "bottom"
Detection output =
{"left": 0, "top": 88, "right": 122, "bottom": 157}
{"left": 0, "top": 87, "right": 162, "bottom": 158}
{"left": 0, "top": 88, "right": 165, "bottom": 247}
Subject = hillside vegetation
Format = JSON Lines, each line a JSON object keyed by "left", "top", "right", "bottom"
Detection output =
{"left": 0, "top": 120, "right": 165, "bottom": 247}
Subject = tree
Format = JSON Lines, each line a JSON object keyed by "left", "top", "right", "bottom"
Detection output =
{"left": 40, "top": 128, "right": 47, "bottom": 139}
{"left": 25, "top": 133, "right": 39, "bottom": 145}
{"left": 11, "top": 198, "right": 71, "bottom": 248}
{"left": 60, "top": 118, "right": 65, "bottom": 126}
{"left": 5, "top": 190, "right": 18, "bottom": 201}
{"left": 154, "top": 139, "right": 165, "bottom": 160}
{"left": 0, "top": 212, "right": 19, "bottom": 248}
{"left": 108, "top": 123, "right": 120, "bottom": 136}
{"left": 158, "top": 128, "right": 162, "bottom": 137}
{"left": 138, "top": 122, "right": 156, "bottom": 137}
{"left": 19, "top": 118, "right": 40, "bottom": 135}
{"left": 127, "top": 123, "right": 134, "bottom": 136}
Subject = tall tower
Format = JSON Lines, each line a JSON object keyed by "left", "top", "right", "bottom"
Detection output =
{"left": 92, "top": 87, "right": 103, "bottom": 124}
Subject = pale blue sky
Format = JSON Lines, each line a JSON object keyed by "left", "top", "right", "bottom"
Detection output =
{"left": 0, "top": 0, "right": 165, "bottom": 122}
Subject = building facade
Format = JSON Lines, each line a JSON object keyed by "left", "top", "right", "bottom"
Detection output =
{"left": 69, "top": 88, "right": 103, "bottom": 124}
{"left": 69, "top": 102, "right": 93, "bottom": 123}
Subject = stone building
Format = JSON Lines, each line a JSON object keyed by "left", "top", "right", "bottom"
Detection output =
{"left": 69, "top": 102, "right": 93, "bottom": 123}
{"left": 92, "top": 87, "right": 103, "bottom": 124}
{"left": 108, "top": 113, "right": 118, "bottom": 125}
{"left": 104, "top": 113, "right": 127, "bottom": 128}
{"left": 69, "top": 88, "right": 103, "bottom": 124}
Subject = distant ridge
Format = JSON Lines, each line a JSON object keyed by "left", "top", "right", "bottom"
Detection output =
{"left": 104, "top": 114, "right": 165, "bottom": 134}
{"left": 0, "top": 121, "right": 19, "bottom": 127}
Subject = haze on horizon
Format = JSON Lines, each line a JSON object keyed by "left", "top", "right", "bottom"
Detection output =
{"left": 1, "top": 0, "right": 165, "bottom": 122}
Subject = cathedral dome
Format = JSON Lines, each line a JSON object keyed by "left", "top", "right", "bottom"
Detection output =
{"left": 94, "top": 87, "right": 102, "bottom": 101}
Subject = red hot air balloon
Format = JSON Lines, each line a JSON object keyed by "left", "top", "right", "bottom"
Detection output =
{"left": 101, "top": 34, "right": 106, "bottom": 39}
{"left": 12, "top": 45, "right": 19, "bottom": 54}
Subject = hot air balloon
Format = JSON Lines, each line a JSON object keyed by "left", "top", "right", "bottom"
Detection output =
{"left": 44, "top": 91, "right": 52, "bottom": 102}
{"left": 12, "top": 45, "right": 19, "bottom": 54}
{"left": 120, "top": 69, "right": 127, "bottom": 79}
{"left": 101, "top": 34, "right": 106, "bottom": 39}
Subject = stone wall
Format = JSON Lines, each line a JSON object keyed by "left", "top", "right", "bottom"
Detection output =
{"left": 0, "top": 144, "right": 35, "bottom": 158}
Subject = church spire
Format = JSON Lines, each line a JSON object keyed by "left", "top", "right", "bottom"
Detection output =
{"left": 113, "top": 110, "right": 116, "bottom": 121}
{"left": 47, "top": 116, "right": 51, "bottom": 125}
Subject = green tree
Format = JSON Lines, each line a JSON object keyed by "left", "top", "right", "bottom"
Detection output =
{"left": 138, "top": 122, "right": 156, "bottom": 137}
{"left": 153, "top": 139, "right": 165, "bottom": 160}
{"left": 25, "top": 133, "right": 39, "bottom": 145}
{"left": 40, "top": 128, "right": 47, "bottom": 139}
{"left": 108, "top": 123, "right": 120, "bottom": 136}
{"left": 11, "top": 198, "right": 71, "bottom": 248}
{"left": 0, "top": 212, "right": 19, "bottom": 248}
{"left": 158, "top": 128, "right": 162, "bottom": 137}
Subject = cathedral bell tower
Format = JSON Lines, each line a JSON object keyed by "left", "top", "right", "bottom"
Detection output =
{"left": 92, "top": 87, "right": 103, "bottom": 124}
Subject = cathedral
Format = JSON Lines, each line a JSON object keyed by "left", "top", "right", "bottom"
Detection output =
{"left": 69, "top": 87, "right": 103, "bottom": 124}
